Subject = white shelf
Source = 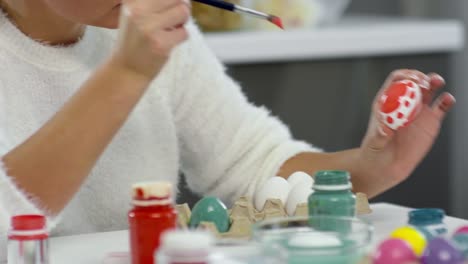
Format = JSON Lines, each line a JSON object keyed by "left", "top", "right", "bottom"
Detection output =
{"left": 204, "top": 16, "right": 465, "bottom": 64}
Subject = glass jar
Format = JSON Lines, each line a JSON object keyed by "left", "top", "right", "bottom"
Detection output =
{"left": 408, "top": 208, "right": 447, "bottom": 240}
{"left": 128, "top": 181, "right": 177, "bottom": 264}
{"left": 308, "top": 170, "right": 356, "bottom": 232}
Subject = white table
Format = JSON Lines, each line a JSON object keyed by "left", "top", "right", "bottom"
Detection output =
{"left": 205, "top": 16, "right": 465, "bottom": 64}
{"left": 49, "top": 203, "right": 468, "bottom": 263}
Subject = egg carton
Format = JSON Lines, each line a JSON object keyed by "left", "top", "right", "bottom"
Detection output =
{"left": 176, "top": 193, "right": 371, "bottom": 239}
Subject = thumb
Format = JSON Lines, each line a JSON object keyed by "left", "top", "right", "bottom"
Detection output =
{"left": 366, "top": 122, "right": 395, "bottom": 151}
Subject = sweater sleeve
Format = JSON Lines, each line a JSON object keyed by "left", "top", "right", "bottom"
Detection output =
{"left": 0, "top": 83, "right": 58, "bottom": 262}
{"left": 168, "top": 22, "right": 321, "bottom": 205}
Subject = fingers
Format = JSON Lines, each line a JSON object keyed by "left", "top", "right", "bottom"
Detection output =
{"left": 420, "top": 73, "right": 446, "bottom": 104}
{"left": 380, "top": 70, "right": 448, "bottom": 105}
{"left": 151, "top": 27, "right": 189, "bottom": 54}
{"left": 431, "top": 92, "right": 456, "bottom": 121}
{"left": 384, "top": 69, "right": 430, "bottom": 89}
{"left": 365, "top": 120, "right": 396, "bottom": 151}
{"left": 122, "top": 0, "right": 191, "bottom": 55}
{"left": 145, "top": 4, "right": 191, "bottom": 31}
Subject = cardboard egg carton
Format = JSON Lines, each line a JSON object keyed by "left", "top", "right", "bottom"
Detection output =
{"left": 176, "top": 193, "right": 371, "bottom": 239}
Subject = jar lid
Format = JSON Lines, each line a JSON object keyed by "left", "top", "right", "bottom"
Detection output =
{"left": 160, "top": 230, "right": 214, "bottom": 251}
{"left": 313, "top": 171, "right": 351, "bottom": 190}
{"left": 11, "top": 215, "right": 46, "bottom": 231}
{"left": 408, "top": 208, "right": 445, "bottom": 226}
{"left": 132, "top": 181, "right": 172, "bottom": 201}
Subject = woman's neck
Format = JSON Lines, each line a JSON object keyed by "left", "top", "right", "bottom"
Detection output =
{"left": 0, "top": 0, "right": 85, "bottom": 45}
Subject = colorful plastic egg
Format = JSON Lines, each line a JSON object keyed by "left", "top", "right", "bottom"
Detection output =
{"left": 421, "top": 238, "right": 464, "bottom": 264}
{"left": 455, "top": 226, "right": 468, "bottom": 235}
{"left": 452, "top": 233, "right": 468, "bottom": 259}
{"left": 189, "top": 196, "right": 230, "bottom": 233}
{"left": 372, "top": 238, "right": 418, "bottom": 264}
{"left": 379, "top": 80, "right": 422, "bottom": 130}
{"left": 391, "top": 226, "right": 428, "bottom": 256}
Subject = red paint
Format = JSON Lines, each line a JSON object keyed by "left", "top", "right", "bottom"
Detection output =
{"left": 129, "top": 201, "right": 177, "bottom": 264}
{"left": 136, "top": 188, "right": 144, "bottom": 199}
{"left": 386, "top": 116, "right": 393, "bottom": 124}
{"left": 380, "top": 82, "right": 408, "bottom": 114}
{"left": 397, "top": 112, "right": 403, "bottom": 119}
{"left": 9, "top": 215, "right": 48, "bottom": 240}
{"left": 269, "top": 16, "right": 284, "bottom": 29}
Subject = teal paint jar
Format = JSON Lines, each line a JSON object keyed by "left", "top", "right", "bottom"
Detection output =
{"left": 308, "top": 171, "right": 356, "bottom": 233}
{"left": 408, "top": 208, "right": 447, "bottom": 240}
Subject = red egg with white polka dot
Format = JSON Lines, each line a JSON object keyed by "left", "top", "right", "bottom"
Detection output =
{"left": 379, "top": 80, "right": 423, "bottom": 130}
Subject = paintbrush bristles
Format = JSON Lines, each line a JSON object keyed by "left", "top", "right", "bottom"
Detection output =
{"left": 268, "top": 16, "right": 284, "bottom": 29}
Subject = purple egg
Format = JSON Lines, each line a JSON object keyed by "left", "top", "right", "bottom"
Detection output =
{"left": 455, "top": 226, "right": 468, "bottom": 235}
{"left": 421, "top": 238, "right": 464, "bottom": 264}
{"left": 373, "top": 238, "right": 418, "bottom": 264}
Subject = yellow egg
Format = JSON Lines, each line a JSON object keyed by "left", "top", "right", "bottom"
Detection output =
{"left": 390, "top": 226, "right": 427, "bottom": 256}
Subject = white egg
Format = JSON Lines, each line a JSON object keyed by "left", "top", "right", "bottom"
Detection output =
{"left": 285, "top": 183, "right": 313, "bottom": 216}
{"left": 288, "top": 232, "right": 342, "bottom": 248}
{"left": 254, "top": 177, "right": 290, "bottom": 211}
{"left": 287, "top": 171, "right": 314, "bottom": 189}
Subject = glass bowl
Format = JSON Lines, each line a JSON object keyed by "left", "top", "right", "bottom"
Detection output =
{"left": 252, "top": 215, "right": 373, "bottom": 264}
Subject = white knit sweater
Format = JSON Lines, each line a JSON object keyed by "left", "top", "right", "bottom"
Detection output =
{"left": 0, "top": 12, "right": 319, "bottom": 260}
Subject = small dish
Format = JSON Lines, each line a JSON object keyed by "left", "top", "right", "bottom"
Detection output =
{"left": 253, "top": 215, "right": 373, "bottom": 264}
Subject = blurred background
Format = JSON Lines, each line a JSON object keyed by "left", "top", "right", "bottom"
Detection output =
{"left": 178, "top": 0, "right": 468, "bottom": 219}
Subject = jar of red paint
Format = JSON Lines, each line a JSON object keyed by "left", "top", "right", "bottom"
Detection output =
{"left": 8, "top": 214, "right": 49, "bottom": 264}
{"left": 128, "top": 181, "right": 177, "bottom": 264}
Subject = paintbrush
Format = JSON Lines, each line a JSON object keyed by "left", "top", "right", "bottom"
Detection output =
{"left": 192, "top": 0, "right": 283, "bottom": 29}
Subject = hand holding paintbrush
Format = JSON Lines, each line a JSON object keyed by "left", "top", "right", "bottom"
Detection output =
{"left": 192, "top": 0, "right": 284, "bottom": 29}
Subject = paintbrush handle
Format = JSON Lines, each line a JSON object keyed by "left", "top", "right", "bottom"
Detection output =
{"left": 192, "top": 0, "right": 235, "bottom": 11}
{"left": 191, "top": 0, "right": 282, "bottom": 28}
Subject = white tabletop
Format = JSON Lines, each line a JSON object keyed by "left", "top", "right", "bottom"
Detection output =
{"left": 205, "top": 16, "right": 465, "bottom": 64}
{"left": 49, "top": 203, "right": 468, "bottom": 263}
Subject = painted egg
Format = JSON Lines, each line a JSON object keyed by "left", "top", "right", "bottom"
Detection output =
{"left": 189, "top": 196, "right": 230, "bottom": 233}
{"left": 452, "top": 233, "right": 468, "bottom": 259}
{"left": 379, "top": 80, "right": 422, "bottom": 130}
{"left": 254, "top": 177, "right": 290, "bottom": 211}
{"left": 285, "top": 183, "right": 313, "bottom": 216}
{"left": 454, "top": 226, "right": 468, "bottom": 235}
{"left": 390, "top": 226, "right": 428, "bottom": 256}
{"left": 372, "top": 238, "right": 418, "bottom": 264}
{"left": 421, "top": 238, "right": 464, "bottom": 264}
{"left": 287, "top": 171, "right": 314, "bottom": 189}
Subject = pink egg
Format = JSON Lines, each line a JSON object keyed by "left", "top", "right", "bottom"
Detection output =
{"left": 373, "top": 238, "right": 419, "bottom": 264}
{"left": 454, "top": 226, "right": 468, "bottom": 235}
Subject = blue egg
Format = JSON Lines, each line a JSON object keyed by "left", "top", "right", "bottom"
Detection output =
{"left": 189, "top": 196, "right": 230, "bottom": 233}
